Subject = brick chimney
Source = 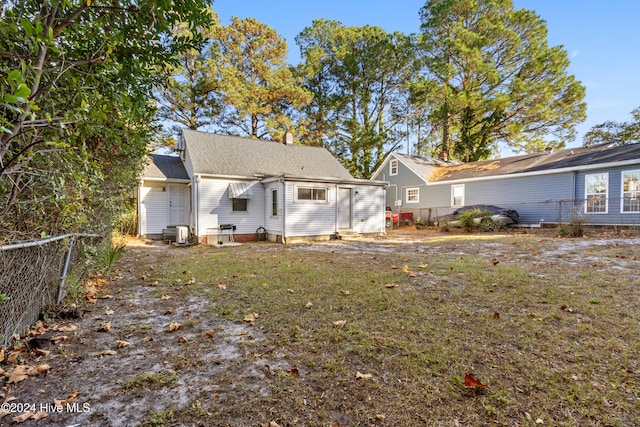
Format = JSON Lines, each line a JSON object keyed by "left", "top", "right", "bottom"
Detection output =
{"left": 438, "top": 151, "right": 449, "bottom": 161}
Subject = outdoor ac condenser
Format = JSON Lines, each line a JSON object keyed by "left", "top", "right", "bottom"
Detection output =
{"left": 176, "top": 226, "right": 189, "bottom": 245}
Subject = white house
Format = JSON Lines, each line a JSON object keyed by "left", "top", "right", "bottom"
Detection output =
{"left": 138, "top": 130, "right": 388, "bottom": 243}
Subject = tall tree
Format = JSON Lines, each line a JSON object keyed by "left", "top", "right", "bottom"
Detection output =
{"left": 0, "top": 0, "right": 210, "bottom": 240}
{"left": 416, "top": 0, "right": 586, "bottom": 161}
{"left": 583, "top": 106, "right": 640, "bottom": 146}
{"left": 155, "top": 8, "right": 223, "bottom": 145}
{"left": 213, "top": 17, "right": 312, "bottom": 140}
{"left": 297, "top": 20, "right": 418, "bottom": 178}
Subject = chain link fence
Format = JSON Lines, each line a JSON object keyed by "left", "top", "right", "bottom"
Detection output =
{"left": 0, "top": 234, "right": 100, "bottom": 348}
{"left": 403, "top": 199, "right": 584, "bottom": 226}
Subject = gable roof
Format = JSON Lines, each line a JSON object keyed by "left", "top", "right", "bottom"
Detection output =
{"left": 143, "top": 154, "right": 189, "bottom": 180}
{"left": 179, "top": 129, "right": 353, "bottom": 180}
{"left": 429, "top": 143, "right": 640, "bottom": 182}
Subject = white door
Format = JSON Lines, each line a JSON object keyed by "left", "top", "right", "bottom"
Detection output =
{"left": 169, "top": 185, "right": 189, "bottom": 225}
{"left": 338, "top": 187, "right": 352, "bottom": 230}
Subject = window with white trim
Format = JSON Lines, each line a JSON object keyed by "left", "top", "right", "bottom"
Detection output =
{"left": 297, "top": 187, "right": 327, "bottom": 202}
{"left": 390, "top": 159, "right": 398, "bottom": 176}
{"left": 622, "top": 170, "right": 640, "bottom": 212}
{"left": 272, "top": 189, "right": 278, "bottom": 216}
{"left": 585, "top": 173, "right": 608, "bottom": 213}
{"left": 232, "top": 198, "right": 248, "bottom": 211}
{"left": 451, "top": 184, "right": 465, "bottom": 207}
{"left": 406, "top": 187, "right": 419, "bottom": 203}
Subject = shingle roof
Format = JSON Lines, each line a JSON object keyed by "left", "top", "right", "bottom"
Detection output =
{"left": 144, "top": 154, "right": 189, "bottom": 180}
{"left": 181, "top": 129, "right": 353, "bottom": 180}
{"left": 393, "top": 153, "right": 457, "bottom": 179}
{"left": 430, "top": 143, "right": 640, "bottom": 182}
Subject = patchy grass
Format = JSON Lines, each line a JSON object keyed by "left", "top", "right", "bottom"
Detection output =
{"left": 146, "top": 233, "right": 640, "bottom": 426}
{"left": 5, "top": 230, "right": 639, "bottom": 427}
{"left": 123, "top": 371, "right": 178, "bottom": 391}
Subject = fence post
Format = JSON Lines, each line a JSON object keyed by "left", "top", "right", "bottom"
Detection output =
{"left": 57, "top": 237, "right": 75, "bottom": 304}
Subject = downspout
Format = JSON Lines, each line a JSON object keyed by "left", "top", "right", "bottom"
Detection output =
{"left": 335, "top": 183, "right": 339, "bottom": 235}
{"left": 281, "top": 178, "right": 287, "bottom": 244}
{"left": 194, "top": 174, "right": 201, "bottom": 242}
{"left": 572, "top": 170, "right": 577, "bottom": 221}
{"left": 137, "top": 179, "right": 144, "bottom": 237}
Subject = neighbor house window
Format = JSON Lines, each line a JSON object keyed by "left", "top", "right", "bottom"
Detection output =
{"left": 585, "top": 173, "right": 608, "bottom": 213}
{"left": 622, "top": 170, "right": 640, "bottom": 212}
{"left": 272, "top": 189, "right": 278, "bottom": 216}
{"left": 390, "top": 159, "right": 398, "bottom": 176}
{"left": 232, "top": 198, "right": 248, "bottom": 211}
{"left": 297, "top": 187, "right": 327, "bottom": 202}
{"left": 406, "top": 187, "right": 419, "bottom": 203}
{"left": 451, "top": 184, "right": 465, "bottom": 207}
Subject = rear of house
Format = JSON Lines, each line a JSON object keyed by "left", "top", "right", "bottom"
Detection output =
{"left": 140, "top": 130, "right": 387, "bottom": 244}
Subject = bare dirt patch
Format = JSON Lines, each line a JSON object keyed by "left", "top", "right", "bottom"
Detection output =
{"left": 2, "top": 228, "right": 639, "bottom": 426}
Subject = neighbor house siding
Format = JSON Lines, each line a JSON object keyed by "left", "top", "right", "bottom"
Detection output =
{"left": 373, "top": 156, "right": 431, "bottom": 211}
{"left": 139, "top": 182, "right": 167, "bottom": 236}
{"left": 575, "top": 166, "right": 640, "bottom": 226}
{"left": 284, "top": 181, "right": 337, "bottom": 238}
{"left": 197, "top": 178, "right": 265, "bottom": 239}
{"left": 461, "top": 173, "right": 574, "bottom": 224}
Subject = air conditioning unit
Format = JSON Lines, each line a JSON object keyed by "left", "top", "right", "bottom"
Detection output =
{"left": 176, "top": 226, "right": 189, "bottom": 244}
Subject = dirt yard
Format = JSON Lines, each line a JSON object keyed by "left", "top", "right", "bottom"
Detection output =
{"left": 1, "top": 228, "right": 639, "bottom": 426}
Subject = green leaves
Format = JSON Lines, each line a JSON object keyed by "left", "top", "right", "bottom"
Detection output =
{"left": 417, "top": 0, "right": 586, "bottom": 160}
{"left": 0, "top": 0, "right": 211, "bottom": 240}
{"left": 297, "top": 20, "right": 416, "bottom": 178}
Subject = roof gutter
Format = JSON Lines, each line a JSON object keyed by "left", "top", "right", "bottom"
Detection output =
{"left": 142, "top": 177, "right": 190, "bottom": 184}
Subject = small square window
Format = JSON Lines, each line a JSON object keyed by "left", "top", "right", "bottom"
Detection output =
{"left": 232, "top": 198, "right": 248, "bottom": 211}
{"left": 406, "top": 187, "right": 419, "bottom": 203}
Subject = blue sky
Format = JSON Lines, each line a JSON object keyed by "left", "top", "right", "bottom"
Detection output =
{"left": 212, "top": 0, "right": 640, "bottom": 153}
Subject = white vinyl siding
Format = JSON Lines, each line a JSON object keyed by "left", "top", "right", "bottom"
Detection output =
{"left": 197, "top": 179, "right": 264, "bottom": 237}
{"left": 622, "top": 170, "right": 640, "bottom": 213}
{"left": 286, "top": 182, "right": 336, "bottom": 237}
{"left": 585, "top": 173, "right": 608, "bottom": 214}
{"left": 139, "top": 184, "right": 167, "bottom": 235}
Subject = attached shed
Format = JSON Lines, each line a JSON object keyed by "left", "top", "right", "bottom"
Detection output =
{"left": 138, "top": 155, "right": 191, "bottom": 238}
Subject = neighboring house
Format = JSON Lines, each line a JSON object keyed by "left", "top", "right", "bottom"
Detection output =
{"left": 372, "top": 143, "right": 640, "bottom": 227}
{"left": 138, "top": 130, "right": 387, "bottom": 243}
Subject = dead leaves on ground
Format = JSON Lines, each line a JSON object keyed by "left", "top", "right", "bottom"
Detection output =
{"left": 355, "top": 371, "right": 372, "bottom": 380}
{"left": 463, "top": 373, "right": 488, "bottom": 388}
{"left": 54, "top": 391, "right": 80, "bottom": 407}
{"left": 168, "top": 322, "right": 182, "bottom": 332}
{"left": 11, "top": 411, "right": 48, "bottom": 423}
{"left": 333, "top": 320, "right": 347, "bottom": 328}
{"left": 3, "top": 364, "right": 50, "bottom": 384}
{"left": 243, "top": 312, "right": 259, "bottom": 325}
